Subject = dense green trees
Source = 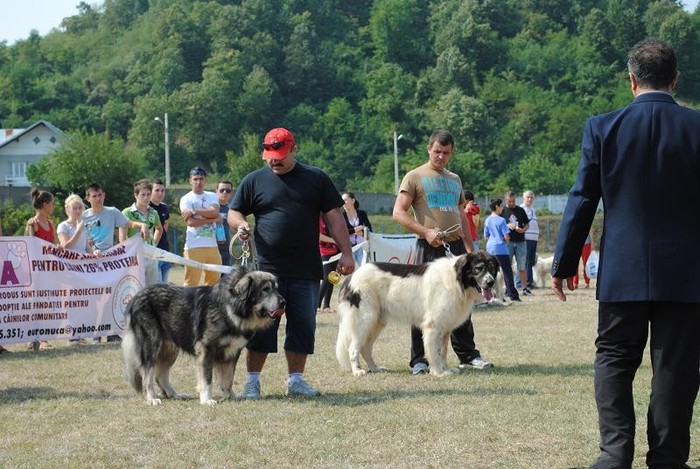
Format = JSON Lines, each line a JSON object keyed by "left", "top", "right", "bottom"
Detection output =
{"left": 2, "top": 0, "right": 699, "bottom": 196}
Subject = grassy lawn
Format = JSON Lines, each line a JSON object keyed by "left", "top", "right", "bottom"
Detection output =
{"left": 1, "top": 266, "right": 699, "bottom": 469}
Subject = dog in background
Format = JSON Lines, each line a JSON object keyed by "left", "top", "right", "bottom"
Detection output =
{"left": 533, "top": 255, "right": 553, "bottom": 288}
{"left": 122, "top": 267, "right": 285, "bottom": 405}
{"left": 336, "top": 251, "right": 498, "bottom": 377}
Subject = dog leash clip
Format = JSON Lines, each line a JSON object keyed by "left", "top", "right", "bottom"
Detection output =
{"left": 327, "top": 271, "right": 343, "bottom": 285}
{"left": 240, "top": 241, "right": 251, "bottom": 266}
{"left": 442, "top": 241, "right": 454, "bottom": 258}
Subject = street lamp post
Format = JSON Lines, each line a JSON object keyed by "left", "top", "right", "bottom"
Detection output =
{"left": 154, "top": 113, "right": 170, "bottom": 188}
{"left": 393, "top": 131, "right": 404, "bottom": 195}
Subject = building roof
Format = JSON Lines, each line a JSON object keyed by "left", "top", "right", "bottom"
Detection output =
{"left": 0, "top": 120, "right": 65, "bottom": 150}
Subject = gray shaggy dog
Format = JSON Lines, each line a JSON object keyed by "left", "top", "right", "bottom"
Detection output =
{"left": 121, "top": 266, "right": 285, "bottom": 405}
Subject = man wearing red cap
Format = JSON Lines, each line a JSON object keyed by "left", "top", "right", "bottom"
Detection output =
{"left": 228, "top": 127, "right": 355, "bottom": 399}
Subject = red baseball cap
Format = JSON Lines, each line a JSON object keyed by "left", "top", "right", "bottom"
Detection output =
{"left": 262, "top": 127, "right": 295, "bottom": 160}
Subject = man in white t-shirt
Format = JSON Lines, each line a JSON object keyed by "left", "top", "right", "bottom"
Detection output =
{"left": 179, "top": 167, "right": 222, "bottom": 286}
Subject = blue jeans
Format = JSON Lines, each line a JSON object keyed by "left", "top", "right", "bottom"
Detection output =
{"left": 509, "top": 241, "right": 526, "bottom": 288}
{"left": 524, "top": 240, "right": 537, "bottom": 288}
{"left": 158, "top": 261, "right": 172, "bottom": 283}
{"left": 247, "top": 278, "right": 319, "bottom": 355}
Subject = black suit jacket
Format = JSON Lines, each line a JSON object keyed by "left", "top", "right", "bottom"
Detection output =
{"left": 553, "top": 92, "right": 700, "bottom": 302}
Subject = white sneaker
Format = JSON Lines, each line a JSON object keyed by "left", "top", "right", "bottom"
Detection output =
{"left": 286, "top": 377, "right": 320, "bottom": 397}
{"left": 460, "top": 356, "right": 494, "bottom": 370}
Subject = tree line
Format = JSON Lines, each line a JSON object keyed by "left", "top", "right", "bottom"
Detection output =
{"left": 2, "top": 0, "right": 700, "bottom": 201}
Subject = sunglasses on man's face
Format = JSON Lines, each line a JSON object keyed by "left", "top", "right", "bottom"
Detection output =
{"left": 218, "top": 188, "right": 232, "bottom": 194}
{"left": 263, "top": 140, "right": 290, "bottom": 151}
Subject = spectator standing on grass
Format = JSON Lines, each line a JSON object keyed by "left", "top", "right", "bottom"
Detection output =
{"left": 341, "top": 192, "right": 372, "bottom": 266}
{"left": 215, "top": 181, "right": 234, "bottom": 266}
{"left": 573, "top": 228, "right": 595, "bottom": 289}
{"left": 83, "top": 182, "right": 148, "bottom": 342}
{"left": 25, "top": 189, "right": 56, "bottom": 351}
{"left": 464, "top": 190, "right": 481, "bottom": 251}
{"left": 484, "top": 198, "right": 517, "bottom": 303}
{"left": 149, "top": 179, "right": 172, "bottom": 283}
{"left": 179, "top": 167, "right": 222, "bottom": 287}
{"left": 502, "top": 191, "right": 529, "bottom": 299}
{"left": 119, "top": 179, "right": 163, "bottom": 286}
{"left": 58, "top": 193, "right": 93, "bottom": 346}
{"left": 228, "top": 127, "right": 354, "bottom": 399}
{"left": 392, "top": 129, "right": 493, "bottom": 374}
{"left": 520, "top": 190, "right": 539, "bottom": 290}
{"left": 317, "top": 213, "right": 339, "bottom": 314}
{"left": 552, "top": 38, "right": 700, "bottom": 469}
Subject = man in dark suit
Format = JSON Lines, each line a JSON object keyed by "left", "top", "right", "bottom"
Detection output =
{"left": 552, "top": 38, "right": 700, "bottom": 469}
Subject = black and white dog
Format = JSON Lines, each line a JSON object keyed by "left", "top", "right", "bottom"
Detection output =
{"left": 336, "top": 252, "right": 498, "bottom": 376}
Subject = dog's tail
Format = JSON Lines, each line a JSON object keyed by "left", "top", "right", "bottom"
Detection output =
{"left": 335, "top": 302, "right": 353, "bottom": 371}
{"left": 121, "top": 328, "right": 143, "bottom": 393}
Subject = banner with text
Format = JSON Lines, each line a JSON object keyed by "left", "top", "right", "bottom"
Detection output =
{"left": 367, "top": 232, "right": 418, "bottom": 264}
{"left": 0, "top": 236, "right": 145, "bottom": 345}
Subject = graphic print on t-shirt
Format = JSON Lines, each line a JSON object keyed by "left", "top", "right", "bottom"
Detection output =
{"left": 421, "top": 175, "right": 461, "bottom": 213}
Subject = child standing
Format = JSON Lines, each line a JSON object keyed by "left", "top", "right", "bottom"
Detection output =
{"left": 119, "top": 179, "right": 163, "bottom": 286}
{"left": 483, "top": 198, "right": 519, "bottom": 302}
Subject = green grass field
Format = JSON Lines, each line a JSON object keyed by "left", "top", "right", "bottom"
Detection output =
{"left": 1, "top": 266, "right": 699, "bottom": 469}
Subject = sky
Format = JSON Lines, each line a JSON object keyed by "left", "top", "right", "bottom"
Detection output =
{"left": 0, "top": 0, "right": 98, "bottom": 45}
{"left": 0, "top": 0, "right": 698, "bottom": 45}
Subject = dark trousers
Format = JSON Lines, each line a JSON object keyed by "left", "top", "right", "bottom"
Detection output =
{"left": 409, "top": 239, "right": 481, "bottom": 367}
{"left": 318, "top": 254, "right": 338, "bottom": 309}
{"left": 525, "top": 239, "right": 537, "bottom": 288}
{"left": 593, "top": 302, "right": 700, "bottom": 469}
{"left": 495, "top": 254, "right": 518, "bottom": 301}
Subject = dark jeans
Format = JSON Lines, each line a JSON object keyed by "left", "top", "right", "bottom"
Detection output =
{"left": 219, "top": 245, "right": 231, "bottom": 266}
{"left": 318, "top": 254, "right": 338, "bottom": 309}
{"left": 495, "top": 254, "right": 518, "bottom": 300}
{"left": 157, "top": 260, "right": 172, "bottom": 283}
{"left": 410, "top": 239, "right": 481, "bottom": 367}
{"left": 525, "top": 239, "right": 537, "bottom": 288}
{"left": 593, "top": 302, "right": 700, "bottom": 469}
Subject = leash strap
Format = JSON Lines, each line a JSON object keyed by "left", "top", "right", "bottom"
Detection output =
{"left": 436, "top": 223, "right": 461, "bottom": 258}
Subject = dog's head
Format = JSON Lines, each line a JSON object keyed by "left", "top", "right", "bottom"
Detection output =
{"left": 221, "top": 266, "right": 286, "bottom": 320}
{"left": 454, "top": 252, "right": 499, "bottom": 301}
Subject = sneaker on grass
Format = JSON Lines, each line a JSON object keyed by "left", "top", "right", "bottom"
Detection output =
{"left": 411, "top": 362, "right": 429, "bottom": 375}
{"left": 459, "top": 356, "right": 494, "bottom": 370}
{"left": 240, "top": 381, "right": 261, "bottom": 400}
{"left": 286, "top": 377, "right": 320, "bottom": 397}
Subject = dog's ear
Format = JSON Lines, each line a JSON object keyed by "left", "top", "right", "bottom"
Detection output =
{"left": 454, "top": 254, "right": 475, "bottom": 290}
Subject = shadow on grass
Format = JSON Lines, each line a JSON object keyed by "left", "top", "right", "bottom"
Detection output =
{"left": 492, "top": 363, "right": 593, "bottom": 377}
{"left": 0, "top": 386, "right": 126, "bottom": 403}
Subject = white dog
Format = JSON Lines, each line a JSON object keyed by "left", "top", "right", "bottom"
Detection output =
{"left": 335, "top": 252, "right": 499, "bottom": 377}
{"left": 533, "top": 255, "right": 553, "bottom": 288}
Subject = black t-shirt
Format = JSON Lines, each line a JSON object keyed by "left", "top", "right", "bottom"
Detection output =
{"left": 501, "top": 205, "right": 528, "bottom": 243}
{"left": 230, "top": 162, "right": 342, "bottom": 279}
{"left": 149, "top": 201, "right": 170, "bottom": 251}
